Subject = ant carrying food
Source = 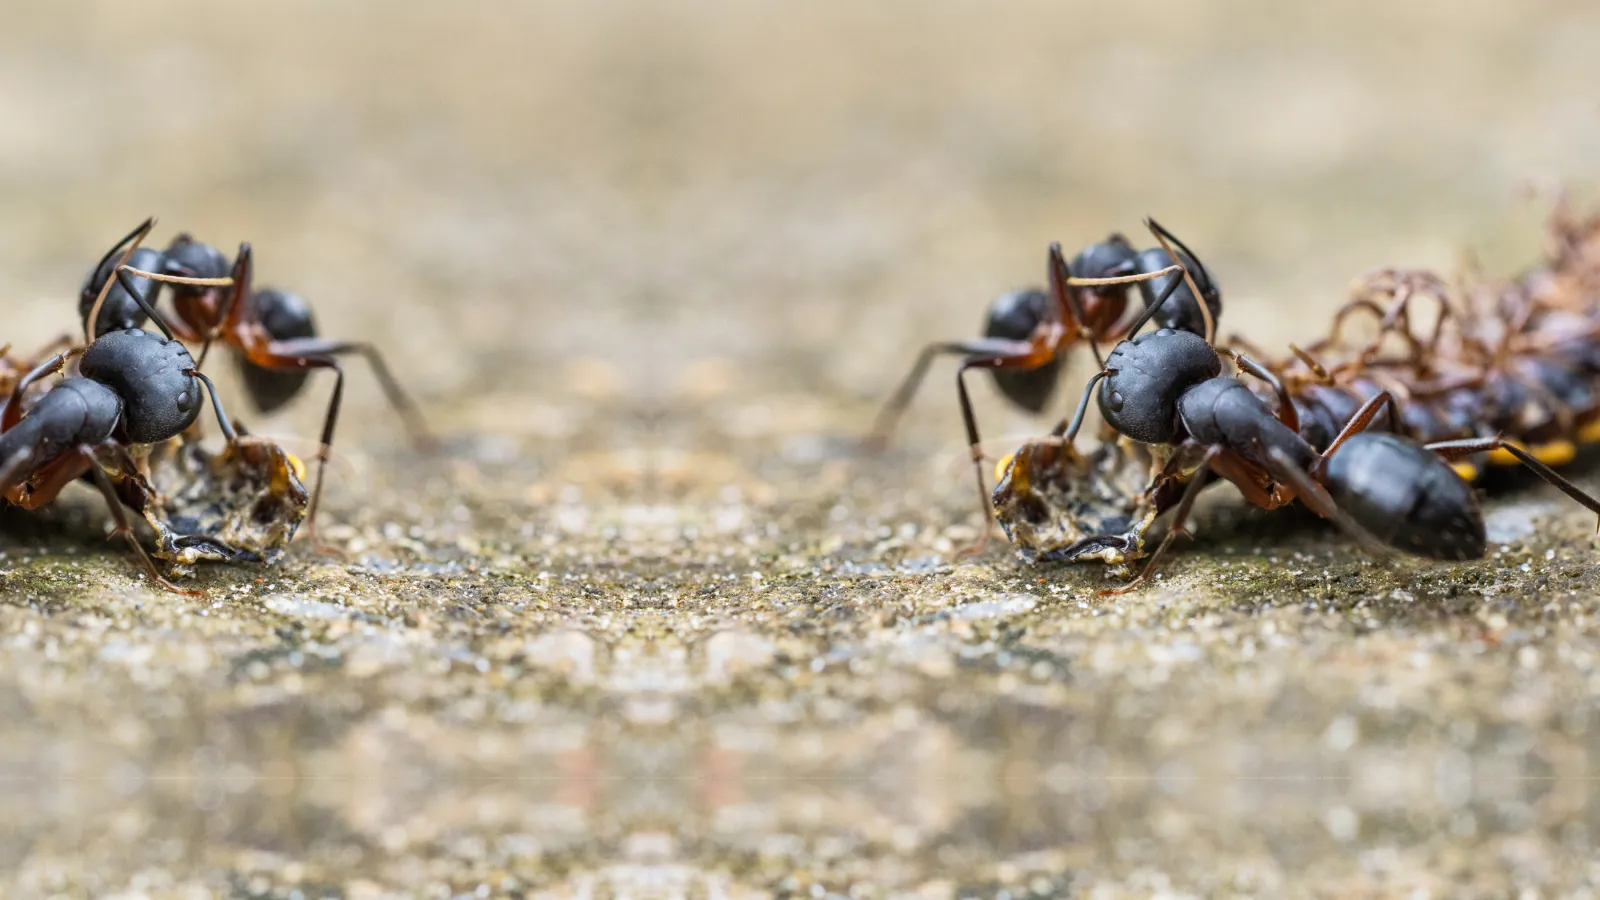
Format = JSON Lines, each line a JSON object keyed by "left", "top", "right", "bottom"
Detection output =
{"left": 2, "top": 267, "right": 247, "bottom": 596}
{"left": 1000, "top": 233, "right": 1600, "bottom": 593}
{"left": 79, "top": 219, "right": 435, "bottom": 542}
{"left": 867, "top": 219, "right": 1221, "bottom": 549}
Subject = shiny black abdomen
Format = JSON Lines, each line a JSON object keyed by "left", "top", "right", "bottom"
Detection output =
{"left": 1322, "top": 431, "right": 1486, "bottom": 560}
{"left": 983, "top": 288, "right": 1060, "bottom": 413}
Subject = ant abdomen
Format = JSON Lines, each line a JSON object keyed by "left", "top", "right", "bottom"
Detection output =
{"left": 1134, "top": 247, "right": 1221, "bottom": 337}
{"left": 79, "top": 329, "right": 203, "bottom": 444}
{"left": 983, "top": 288, "right": 1061, "bottom": 412}
{"left": 80, "top": 246, "right": 164, "bottom": 337}
{"left": 237, "top": 288, "right": 319, "bottom": 413}
{"left": 1097, "top": 329, "right": 1220, "bottom": 444}
{"left": 1320, "top": 431, "right": 1486, "bottom": 560}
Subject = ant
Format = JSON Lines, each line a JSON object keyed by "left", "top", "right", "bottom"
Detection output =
{"left": 79, "top": 219, "right": 435, "bottom": 543}
{"left": 2, "top": 265, "right": 243, "bottom": 597}
{"left": 1046, "top": 276, "right": 1600, "bottom": 594}
{"left": 867, "top": 219, "right": 1221, "bottom": 549}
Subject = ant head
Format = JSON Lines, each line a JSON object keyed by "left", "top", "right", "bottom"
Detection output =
{"left": 1069, "top": 234, "right": 1139, "bottom": 281}
{"left": 1133, "top": 246, "right": 1221, "bottom": 338}
{"left": 162, "top": 234, "right": 231, "bottom": 288}
{"left": 1321, "top": 431, "right": 1486, "bottom": 560}
{"left": 983, "top": 288, "right": 1062, "bottom": 412}
{"left": 1098, "top": 329, "right": 1221, "bottom": 444}
{"left": 80, "top": 246, "right": 164, "bottom": 337}
{"left": 78, "top": 329, "right": 203, "bottom": 445}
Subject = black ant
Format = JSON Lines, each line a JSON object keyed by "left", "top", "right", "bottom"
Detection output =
{"left": 867, "top": 220, "right": 1221, "bottom": 549}
{"left": 2, "top": 265, "right": 243, "bottom": 597}
{"left": 1045, "top": 276, "right": 1600, "bottom": 594}
{"left": 79, "top": 219, "right": 435, "bottom": 543}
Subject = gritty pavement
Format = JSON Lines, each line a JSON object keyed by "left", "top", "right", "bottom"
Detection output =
{"left": 5, "top": 2, "right": 1600, "bottom": 897}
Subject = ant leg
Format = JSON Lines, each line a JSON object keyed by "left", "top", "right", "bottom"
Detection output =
{"left": 1048, "top": 243, "right": 1105, "bottom": 370}
{"left": 1230, "top": 353, "right": 1299, "bottom": 435}
{"left": 866, "top": 338, "right": 1032, "bottom": 450}
{"left": 77, "top": 444, "right": 204, "bottom": 597}
{"left": 1315, "top": 390, "right": 1394, "bottom": 463}
{"left": 194, "top": 243, "right": 255, "bottom": 370}
{"left": 227, "top": 346, "right": 344, "bottom": 548}
{"left": 1425, "top": 437, "right": 1600, "bottom": 532}
{"left": 209, "top": 247, "right": 433, "bottom": 449}
{"left": 1263, "top": 445, "right": 1393, "bottom": 559}
{"left": 1287, "top": 344, "right": 1336, "bottom": 385}
{"left": 954, "top": 363, "right": 995, "bottom": 555}
{"left": 303, "top": 357, "right": 345, "bottom": 550}
{"left": 1100, "top": 445, "right": 1220, "bottom": 596}
{"left": 3, "top": 352, "right": 75, "bottom": 433}
{"left": 1321, "top": 298, "right": 1387, "bottom": 349}
{"left": 268, "top": 337, "right": 435, "bottom": 450}
{"left": 950, "top": 336, "right": 1065, "bottom": 554}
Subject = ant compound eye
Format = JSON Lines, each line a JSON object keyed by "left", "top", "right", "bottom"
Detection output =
{"left": 1105, "top": 390, "right": 1125, "bottom": 412}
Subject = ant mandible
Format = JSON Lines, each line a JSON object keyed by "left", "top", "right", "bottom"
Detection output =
{"left": 79, "top": 219, "right": 436, "bottom": 543}
{"left": 1049, "top": 276, "right": 1600, "bottom": 594}
{"left": 868, "top": 219, "right": 1221, "bottom": 551}
{"left": 2, "top": 265, "right": 243, "bottom": 596}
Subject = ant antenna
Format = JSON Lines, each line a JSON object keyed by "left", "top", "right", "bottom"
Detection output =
{"left": 1144, "top": 217, "right": 1216, "bottom": 345}
{"left": 1118, "top": 262, "right": 1194, "bottom": 342}
{"left": 84, "top": 217, "right": 156, "bottom": 343}
{"left": 1146, "top": 217, "right": 1215, "bottom": 287}
{"left": 186, "top": 369, "right": 239, "bottom": 443}
{"left": 1054, "top": 370, "right": 1108, "bottom": 444}
{"left": 113, "top": 270, "right": 178, "bottom": 341}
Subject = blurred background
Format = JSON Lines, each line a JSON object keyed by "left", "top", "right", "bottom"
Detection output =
{"left": 5, "top": 0, "right": 1600, "bottom": 895}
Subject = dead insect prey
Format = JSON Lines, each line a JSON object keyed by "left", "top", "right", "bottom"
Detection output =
{"left": 125, "top": 435, "right": 309, "bottom": 576}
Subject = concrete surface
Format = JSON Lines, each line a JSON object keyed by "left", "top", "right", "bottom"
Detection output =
{"left": 4, "top": 1, "right": 1600, "bottom": 896}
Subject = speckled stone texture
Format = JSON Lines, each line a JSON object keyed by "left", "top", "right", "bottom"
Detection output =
{"left": 5, "top": 2, "right": 1600, "bottom": 897}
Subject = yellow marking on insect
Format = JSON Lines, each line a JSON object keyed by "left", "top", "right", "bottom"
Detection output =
{"left": 1451, "top": 461, "right": 1480, "bottom": 482}
{"left": 994, "top": 451, "right": 1016, "bottom": 484}
{"left": 1532, "top": 439, "right": 1577, "bottom": 466}
{"left": 286, "top": 453, "right": 307, "bottom": 482}
{"left": 1579, "top": 418, "right": 1600, "bottom": 445}
{"left": 1489, "top": 439, "right": 1575, "bottom": 467}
